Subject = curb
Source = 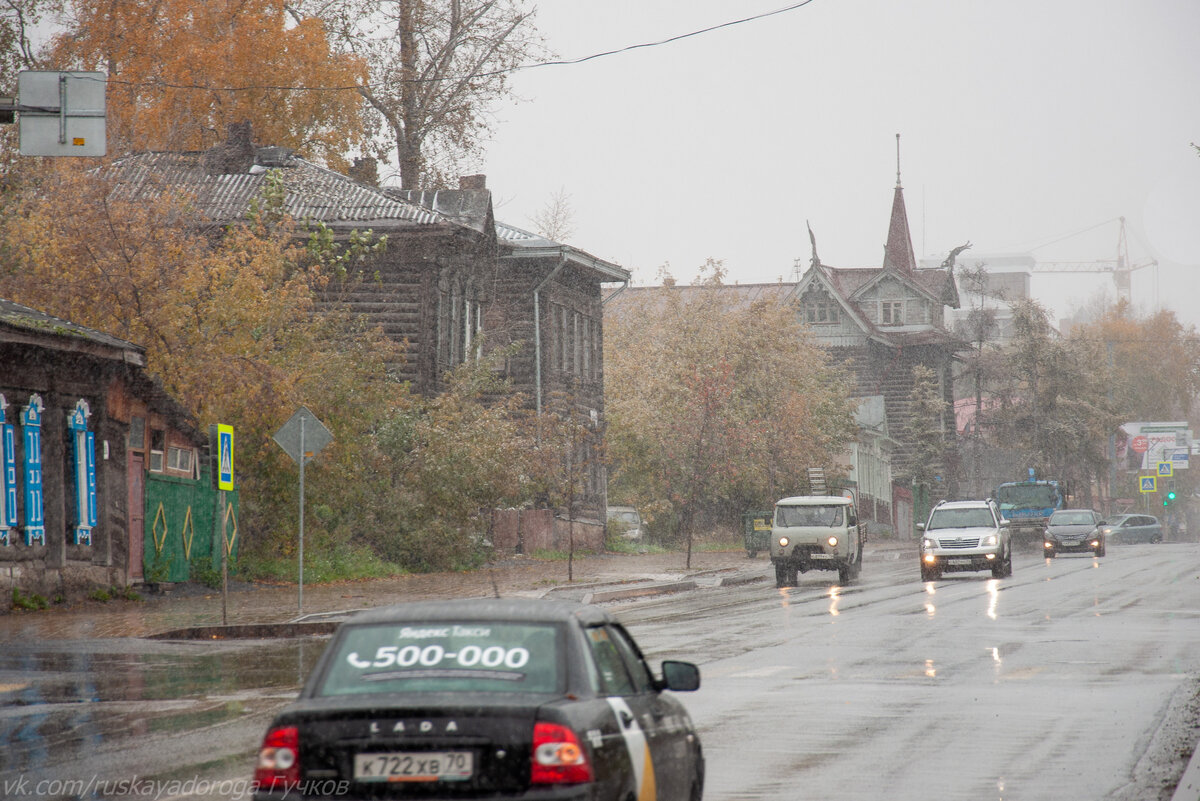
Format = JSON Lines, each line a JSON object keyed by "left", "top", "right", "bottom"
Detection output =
{"left": 1173, "top": 743, "right": 1200, "bottom": 801}
{"left": 583, "top": 580, "right": 698, "bottom": 604}
{"left": 147, "top": 621, "right": 340, "bottom": 640}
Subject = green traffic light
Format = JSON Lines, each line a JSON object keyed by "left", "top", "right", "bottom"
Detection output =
{"left": 1167, "top": 491, "right": 1176, "bottom": 500}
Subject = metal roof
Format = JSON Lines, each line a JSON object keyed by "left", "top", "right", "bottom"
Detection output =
{"left": 497, "top": 221, "right": 630, "bottom": 283}
{"left": 107, "top": 151, "right": 447, "bottom": 227}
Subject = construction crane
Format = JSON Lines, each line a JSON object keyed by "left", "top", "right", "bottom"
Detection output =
{"left": 1031, "top": 217, "right": 1157, "bottom": 306}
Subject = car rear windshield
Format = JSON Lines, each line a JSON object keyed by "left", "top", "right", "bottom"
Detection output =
{"left": 317, "top": 622, "right": 561, "bottom": 696}
{"left": 927, "top": 507, "right": 995, "bottom": 530}
{"left": 1049, "top": 511, "right": 1094, "bottom": 525}
{"left": 775, "top": 505, "right": 844, "bottom": 528}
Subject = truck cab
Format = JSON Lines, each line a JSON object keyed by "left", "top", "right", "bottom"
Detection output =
{"left": 769, "top": 495, "right": 864, "bottom": 587}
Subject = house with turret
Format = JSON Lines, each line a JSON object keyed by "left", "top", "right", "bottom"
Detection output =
{"left": 794, "top": 172, "right": 965, "bottom": 502}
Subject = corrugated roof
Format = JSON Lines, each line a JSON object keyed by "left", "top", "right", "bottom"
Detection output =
{"left": 107, "top": 150, "right": 447, "bottom": 227}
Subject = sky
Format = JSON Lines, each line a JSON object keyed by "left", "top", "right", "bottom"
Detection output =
{"left": 478, "top": 0, "right": 1200, "bottom": 328}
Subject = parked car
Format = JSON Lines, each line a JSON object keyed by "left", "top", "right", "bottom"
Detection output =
{"left": 917, "top": 498, "right": 1012, "bottom": 581}
{"left": 606, "top": 505, "right": 644, "bottom": 541}
{"left": 1043, "top": 508, "right": 1105, "bottom": 557}
{"left": 253, "top": 598, "right": 704, "bottom": 801}
{"left": 1100, "top": 513, "right": 1163, "bottom": 544}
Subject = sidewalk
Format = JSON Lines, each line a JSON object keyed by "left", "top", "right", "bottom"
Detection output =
{"left": 0, "top": 540, "right": 918, "bottom": 641}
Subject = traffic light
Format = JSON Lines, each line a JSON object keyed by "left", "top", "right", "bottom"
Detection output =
{"left": 1164, "top": 490, "right": 1176, "bottom": 507}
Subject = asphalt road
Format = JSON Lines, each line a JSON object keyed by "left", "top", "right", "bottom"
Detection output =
{"left": 622, "top": 543, "right": 1200, "bottom": 801}
{"left": 1, "top": 543, "right": 1198, "bottom": 800}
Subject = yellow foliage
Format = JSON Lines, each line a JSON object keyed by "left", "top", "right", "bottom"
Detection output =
{"left": 49, "top": 0, "right": 367, "bottom": 168}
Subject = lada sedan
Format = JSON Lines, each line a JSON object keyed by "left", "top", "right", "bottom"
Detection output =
{"left": 253, "top": 598, "right": 704, "bottom": 801}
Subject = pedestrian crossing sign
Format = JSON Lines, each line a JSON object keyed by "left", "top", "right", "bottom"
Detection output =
{"left": 1139, "top": 475, "right": 1156, "bottom": 493}
{"left": 217, "top": 424, "right": 234, "bottom": 491}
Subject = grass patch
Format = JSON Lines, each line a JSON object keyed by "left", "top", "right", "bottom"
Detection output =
{"left": 12, "top": 587, "right": 49, "bottom": 610}
{"left": 528, "top": 549, "right": 570, "bottom": 561}
{"left": 606, "top": 539, "right": 670, "bottom": 555}
{"left": 238, "top": 545, "right": 408, "bottom": 584}
{"left": 87, "top": 587, "right": 112, "bottom": 602}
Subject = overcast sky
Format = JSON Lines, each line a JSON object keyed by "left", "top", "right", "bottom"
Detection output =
{"left": 479, "top": 0, "right": 1200, "bottom": 328}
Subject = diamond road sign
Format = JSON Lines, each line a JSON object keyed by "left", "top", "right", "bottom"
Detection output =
{"left": 272, "top": 407, "right": 332, "bottom": 465}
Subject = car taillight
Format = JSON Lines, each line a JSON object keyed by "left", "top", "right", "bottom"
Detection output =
{"left": 531, "top": 721, "right": 592, "bottom": 784}
{"left": 254, "top": 725, "right": 300, "bottom": 789}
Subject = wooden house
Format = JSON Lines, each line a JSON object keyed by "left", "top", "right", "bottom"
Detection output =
{"left": 107, "top": 126, "right": 630, "bottom": 541}
{"left": 0, "top": 298, "right": 215, "bottom": 601}
{"left": 795, "top": 177, "right": 964, "bottom": 494}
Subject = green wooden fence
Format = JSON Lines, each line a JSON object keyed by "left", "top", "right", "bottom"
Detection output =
{"left": 143, "top": 470, "right": 239, "bottom": 583}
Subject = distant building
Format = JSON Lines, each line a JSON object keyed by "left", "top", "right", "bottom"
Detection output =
{"left": 924, "top": 252, "right": 1033, "bottom": 345}
{"left": 796, "top": 176, "right": 964, "bottom": 494}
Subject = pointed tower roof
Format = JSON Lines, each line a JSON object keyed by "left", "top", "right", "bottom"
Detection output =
{"left": 882, "top": 132, "right": 918, "bottom": 273}
{"left": 882, "top": 184, "right": 917, "bottom": 273}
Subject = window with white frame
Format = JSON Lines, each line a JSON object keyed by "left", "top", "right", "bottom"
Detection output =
{"left": 149, "top": 428, "right": 165, "bottom": 472}
{"left": 166, "top": 446, "right": 193, "bottom": 473}
{"left": 880, "top": 300, "right": 904, "bottom": 325}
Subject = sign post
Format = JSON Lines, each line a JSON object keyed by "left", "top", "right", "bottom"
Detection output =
{"left": 272, "top": 408, "right": 333, "bottom": 614}
{"left": 211, "top": 424, "right": 235, "bottom": 624}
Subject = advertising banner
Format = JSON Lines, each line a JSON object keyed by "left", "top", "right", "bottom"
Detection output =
{"left": 1115, "top": 422, "right": 1192, "bottom": 471}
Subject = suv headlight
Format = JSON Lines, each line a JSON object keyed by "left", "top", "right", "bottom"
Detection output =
{"left": 778, "top": 537, "right": 789, "bottom": 548}
{"left": 981, "top": 534, "right": 998, "bottom": 547}
{"left": 922, "top": 537, "right": 936, "bottom": 550}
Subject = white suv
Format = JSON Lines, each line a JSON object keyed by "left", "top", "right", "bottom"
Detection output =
{"left": 918, "top": 499, "right": 1012, "bottom": 581}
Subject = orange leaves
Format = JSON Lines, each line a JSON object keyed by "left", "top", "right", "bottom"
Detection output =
{"left": 605, "top": 278, "right": 858, "bottom": 533}
{"left": 49, "top": 0, "right": 367, "bottom": 167}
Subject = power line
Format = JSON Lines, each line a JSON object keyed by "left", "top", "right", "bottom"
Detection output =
{"left": 93, "top": 1, "right": 819, "bottom": 94}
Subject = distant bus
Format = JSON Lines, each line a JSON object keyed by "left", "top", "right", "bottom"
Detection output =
{"left": 995, "top": 478, "right": 1063, "bottom": 529}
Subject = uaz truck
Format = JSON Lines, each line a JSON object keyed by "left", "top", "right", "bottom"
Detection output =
{"left": 769, "top": 495, "right": 864, "bottom": 587}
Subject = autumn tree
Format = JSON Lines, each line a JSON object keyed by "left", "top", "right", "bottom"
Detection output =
{"left": 0, "top": 162, "right": 404, "bottom": 561}
{"left": 605, "top": 262, "right": 857, "bottom": 565}
{"left": 902, "top": 365, "right": 949, "bottom": 521}
{"left": 294, "top": 0, "right": 546, "bottom": 187}
{"left": 48, "top": 0, "right": 367, "bottom": 168}
{"left": 0, "top": 0, "right": 48, "bottom": 87}
{"left": 984, "top": 299, "right": 1124, "bottom": 506}
{"left": 361, "top": 350, "right": 541, "bottom": 570}
{"left": 1066, "top": 305, "right": 1200, "bottom": 505}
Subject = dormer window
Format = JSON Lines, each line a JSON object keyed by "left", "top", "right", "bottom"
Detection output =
{"left": 881, "top": 300, "right": 904, "bottom": 325}
{"left": 803, "top": 298, "right": 839, "bottom": 325}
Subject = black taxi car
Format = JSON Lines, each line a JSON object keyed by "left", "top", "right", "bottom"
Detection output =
{"left": 253, "top": 598, "right": 704, "bottom": 800}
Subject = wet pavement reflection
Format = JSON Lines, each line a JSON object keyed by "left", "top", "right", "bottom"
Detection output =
{"left": 0, "top": 636, "right": 325, "bottom": 790}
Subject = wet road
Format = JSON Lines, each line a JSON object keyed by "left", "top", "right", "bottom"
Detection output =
{"left": 1, "top": 543, "right": 1197, "bottom": 800}
{"left": 623, "top": 543, "right": 1200, "bottom": 800}
{"left": 0, "top": 636, "right": 325, "bottom": 800}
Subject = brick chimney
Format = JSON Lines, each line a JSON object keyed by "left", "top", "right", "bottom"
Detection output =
{"left": 203, "top": 121, "right": 256, "bottom": 175}
{"left": 348, "top": 157, "right": 380, "bottom": 187}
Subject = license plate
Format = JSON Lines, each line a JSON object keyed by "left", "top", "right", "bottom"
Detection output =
{"left": 1061, "top": 539, "right": 1080, "bottom": 546}
{"left": 354, "top": 751, "right": 473, "bottom": 782}
{"left": 946, "top": 558, "right": 972, "bottom": 566}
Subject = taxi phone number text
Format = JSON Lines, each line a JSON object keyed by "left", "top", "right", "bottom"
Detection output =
{"left": 348, "top": 644, "right": 531, "bottom": 669}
